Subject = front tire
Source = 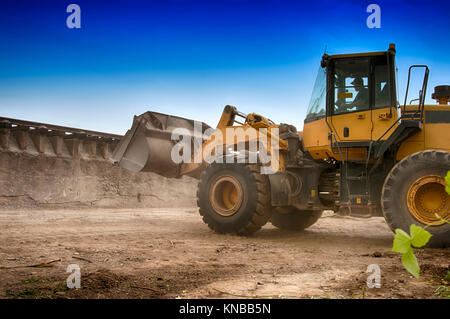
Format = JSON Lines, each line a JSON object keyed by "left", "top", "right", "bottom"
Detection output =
{"left": 381, "top": 150, "right": 450, "bottom": 248}
{"left": 197, "top": 163, "right": 272, "bottom": 235}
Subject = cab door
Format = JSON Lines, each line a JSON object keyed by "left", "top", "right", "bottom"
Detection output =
{"left": 329, "top": 57, "right": 372, "bottom": 142}
{"left": 371, "top": 55, "right": 398, "bottom": 141}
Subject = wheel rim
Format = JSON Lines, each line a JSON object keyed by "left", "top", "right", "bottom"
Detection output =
{"left": 209, "top": 175, "right": 243, "bottom": 217}
{"left": 407, "top": 175, "right": 450, "bottom": 226}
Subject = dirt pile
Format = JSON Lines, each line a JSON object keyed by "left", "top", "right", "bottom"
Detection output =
{"left": 0, "top": 151, "right": 197, "bottom": 208}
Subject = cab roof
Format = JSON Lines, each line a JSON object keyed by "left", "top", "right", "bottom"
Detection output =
{"left": 328, "top": 51, "right": 387, "bottom": 59}
{"left": 321, "top": 44, "right": 396, "bottom": 67}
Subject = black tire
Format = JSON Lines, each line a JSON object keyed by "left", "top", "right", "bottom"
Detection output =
{"left": 381, "top": 150, "right": 450, "bottom": 248}
{"left": 270, "top": 207, "right": 322, "bottom": 231}
{"left": 197, "top": 163, "right": 272, "bottom": 235}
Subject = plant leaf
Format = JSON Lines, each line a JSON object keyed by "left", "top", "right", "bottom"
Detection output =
{"left": 445, "top": 171, "right": 450, "bottom": 195}
{"left": 401, "top": 248, "right": 420, "bottom": 279}
{"left": 410, "top": 224, "right": 432, "bottom": 248}
{"left": 392, "top": 228, "right": 412, "bottom": 254}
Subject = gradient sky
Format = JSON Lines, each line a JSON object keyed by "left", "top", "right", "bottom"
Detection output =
{"left": 0, "top": 0, "right": 449, "bottom": 134}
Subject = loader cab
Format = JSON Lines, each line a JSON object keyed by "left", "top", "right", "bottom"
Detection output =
{"left": 303, "top": 44, "right": 398, "bottom": 160}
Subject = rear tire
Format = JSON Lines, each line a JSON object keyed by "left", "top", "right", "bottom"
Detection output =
{"left": 197, "top": 163, "right": 272, "bottom": 235}
{"left": 381, "top": 150, "right": 450, "bottom": 248}
{"left": 271, "top": 207, "right": 322, "bottom": 231}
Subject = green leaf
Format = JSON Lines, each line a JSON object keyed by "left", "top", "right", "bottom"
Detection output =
{"left": 392, "top": 228, "right": 412, "bottom": 254}
{"left": 401, "top": 248, "right": 420, "bottom": 279}
{"left": 445, "top": 171, "right": 450, "bottom": 195}
{"left": 410, "top": 224, "right": 432, "bottom": 248}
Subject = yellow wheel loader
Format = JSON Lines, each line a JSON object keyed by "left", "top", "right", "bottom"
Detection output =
{"left": 112, "top": 44, "right": 450, "bottom": 247}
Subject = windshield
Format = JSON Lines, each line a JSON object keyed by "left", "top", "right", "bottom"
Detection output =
{"left": 306, "top": 66, "right": 326, "bottom": 121}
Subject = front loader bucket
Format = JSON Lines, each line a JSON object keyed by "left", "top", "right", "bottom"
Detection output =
{"left": 111, "top": 111, "right": 212, "bottom": 178}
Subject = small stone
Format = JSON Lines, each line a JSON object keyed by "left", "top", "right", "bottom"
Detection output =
{"left": 372, "top": 251, "right": 382, "bottom": 257}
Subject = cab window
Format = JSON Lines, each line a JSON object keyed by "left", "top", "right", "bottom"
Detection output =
{"left": 333, "top": 58, "right": 370, "bottom": 115}
{"left": 305, "top": 66, "right": 326, "bottom": 121}
{"left": 374, "top": 55, "right": 391, "bottom": 108}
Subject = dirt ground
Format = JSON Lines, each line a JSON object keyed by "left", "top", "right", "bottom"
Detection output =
{"left": 0, "top": 208, "right": 449, "bottom": 299}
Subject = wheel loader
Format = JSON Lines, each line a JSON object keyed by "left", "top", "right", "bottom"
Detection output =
{"left": 112, "top": 44, "right": 450, "bottom": 247}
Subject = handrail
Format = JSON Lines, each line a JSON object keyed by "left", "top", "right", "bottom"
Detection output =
{"left": 403, "top": 65, "right": 429, "bottom": 122}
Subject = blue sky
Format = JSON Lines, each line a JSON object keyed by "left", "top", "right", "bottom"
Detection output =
{"left": 0, "top": 0, "right": 449, "bottom": 134}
